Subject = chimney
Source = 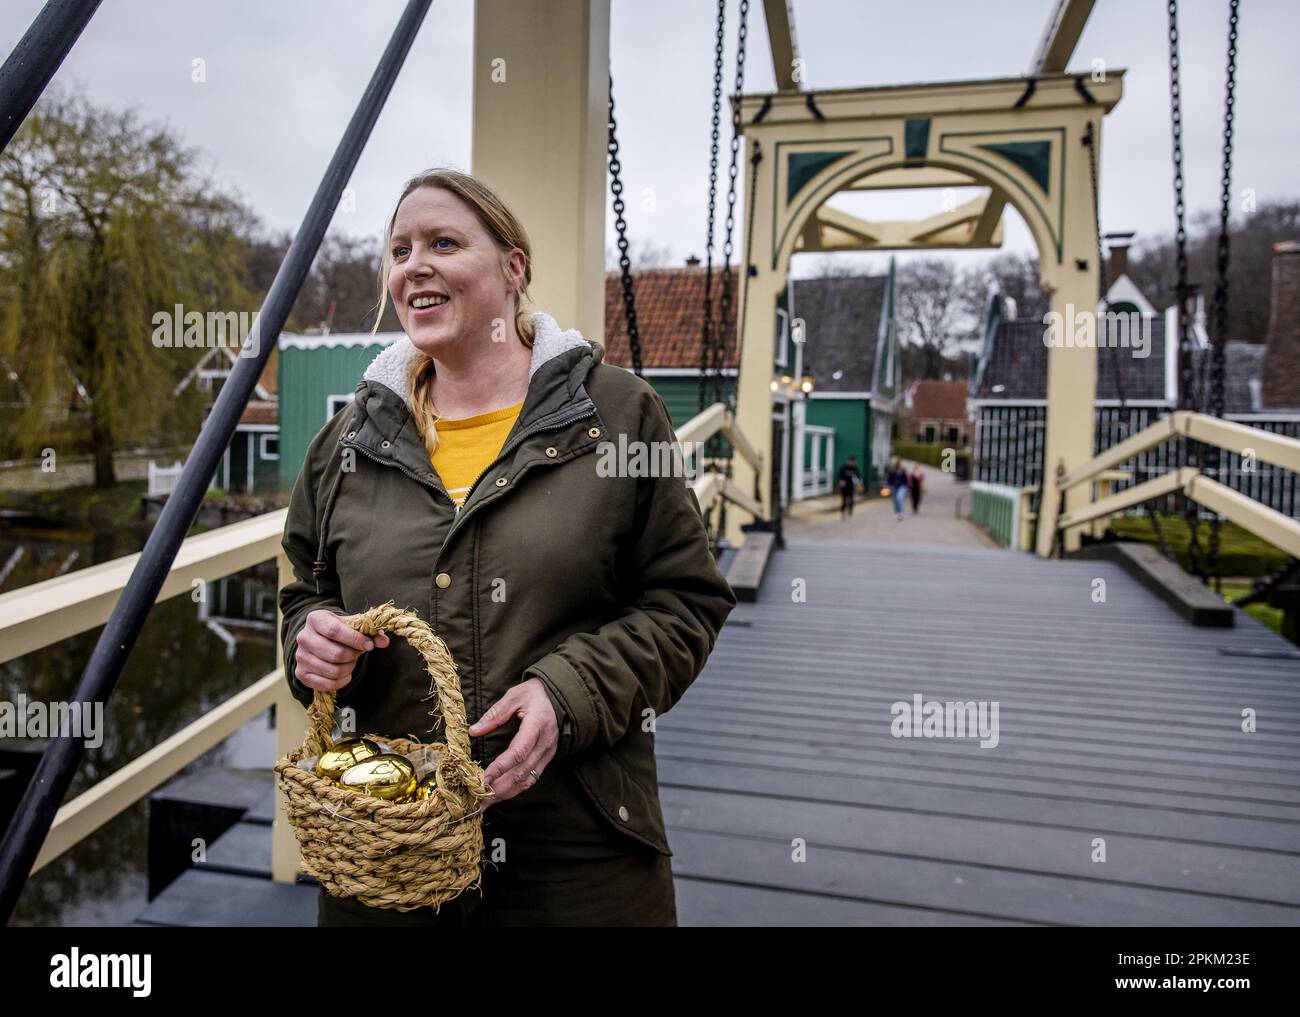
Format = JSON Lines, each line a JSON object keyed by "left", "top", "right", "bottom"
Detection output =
{"left": 685, "top": 255, "right": 701, "bottom": 267}
{"left": 1262, "top": 241, "right": 1300, "bottom": 409}
{"left": 1104, "top": 230, "right": 1135, "bottom": 283}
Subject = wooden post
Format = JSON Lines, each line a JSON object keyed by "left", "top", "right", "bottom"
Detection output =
{"left": 471, "top": 0, "right": 610, "bottom": 342}
{"left": 272, "top": 551, "right": 305, "bottom": 884}
{"left": 1035, "top": 113, "right": 1103, "bottom": 556}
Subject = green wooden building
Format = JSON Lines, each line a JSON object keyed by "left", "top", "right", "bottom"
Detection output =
{"left": 789, "top": 259, "right": 900, "bottom": 490}
{"left": 276, "top": 332, "right": 400, "bottom": 493}
{"left": 602, "top": 263, "right": 899, "bottom": 504}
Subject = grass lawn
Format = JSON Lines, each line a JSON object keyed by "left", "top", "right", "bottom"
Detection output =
{"left": 1219, "top": 581, "right": 1286, "bottom": 636}
{"left": 1109, "top": 513, "right": 1289, "bottom": 578}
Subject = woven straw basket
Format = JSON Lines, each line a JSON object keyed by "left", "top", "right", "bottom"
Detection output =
{"left": 274, "top": 601, "right": 492, "bottom": 912}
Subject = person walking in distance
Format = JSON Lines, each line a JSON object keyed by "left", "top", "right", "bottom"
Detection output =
{"left": 838, "top": 454, "right": 863, "bottom": 519}
{"left": 908, "top": 461, "right": 925, "bottom": 515}
{"left": 886, "top": 456, "right": 909, "bottom": 521}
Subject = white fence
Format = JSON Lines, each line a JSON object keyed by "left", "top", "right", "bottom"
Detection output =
{"left": 799, "top": 425, "right": 836, "bottom": 498}
{"left": 147, "top": 460, "right": 185, "bottom": 498}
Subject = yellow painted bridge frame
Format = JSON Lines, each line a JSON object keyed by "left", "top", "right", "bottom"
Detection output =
{"left": 730, "top": 73, "right": 1124, "bottom": 553}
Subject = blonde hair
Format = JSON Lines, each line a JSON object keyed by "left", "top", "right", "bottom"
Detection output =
{"left": 372, "top": 168, "right": 535, "bottom": 460}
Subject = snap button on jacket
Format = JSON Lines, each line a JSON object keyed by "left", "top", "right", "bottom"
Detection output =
{"left": 280, "top": 313, "right": 737, "bottom": 858}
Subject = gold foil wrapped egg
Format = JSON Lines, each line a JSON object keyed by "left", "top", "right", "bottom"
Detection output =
{"left": 314, "top": 737, "right": 383, "bottom": 782}
{"left": 411, "top": 774, "right": 439, "bottom": 803}
{"left": 338, "top": 754, "right": 417, "bottom": 802}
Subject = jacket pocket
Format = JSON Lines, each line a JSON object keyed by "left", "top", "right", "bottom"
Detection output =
{"left": 570, "top": 746, "right": 672, "bottom": 857}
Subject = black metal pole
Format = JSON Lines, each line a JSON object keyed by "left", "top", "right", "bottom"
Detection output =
{"left": 0, "top": 0, "right": 432, "bottom": 924}
{"left": 0, "top": 0, "right": 102, "bottom": 153}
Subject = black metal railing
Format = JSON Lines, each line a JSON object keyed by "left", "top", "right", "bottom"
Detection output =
{"left": 0, "top": 0, "right": 432, "bottom": 923}
{"left": 0, "top": 0, "right": 102, "bottom": 151}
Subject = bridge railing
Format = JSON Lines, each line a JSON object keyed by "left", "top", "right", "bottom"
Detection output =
{"left": 0, "top": 512, "right": 306, "bottom": 881}
{"left": 1055, "top": 410, "right": 1300, "bottom": 558}
{"left": 677, "top": 402, "right": 766, "bottom": 523}
{"left": 970, "top": 480, "right": 1037, "bottom": 549}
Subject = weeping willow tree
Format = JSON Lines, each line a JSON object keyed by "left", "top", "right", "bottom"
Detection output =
{"left": 0, "top": 84, "right": 262, "bottom": 487}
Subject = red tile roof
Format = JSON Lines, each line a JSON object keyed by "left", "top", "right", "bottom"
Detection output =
{"left": 257, "top": 347, "right": 278, "bottom": 396}
{"left": 239, "top": 400, "right": 278, "bottom": 425}
{"left": 910, "top": 379, "right": 970, "bottom": 421}
{"left": 603, "top": 268, "right": 739, "bottom": 369}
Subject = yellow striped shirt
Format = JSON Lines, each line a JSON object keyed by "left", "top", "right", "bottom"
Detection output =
{"left": 431, "top": 399, "right": 525, "bottom": 512}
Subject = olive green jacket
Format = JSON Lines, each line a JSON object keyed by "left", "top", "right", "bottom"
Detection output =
{"left": 280, "top": 311, "right": 736, "bottom": 855}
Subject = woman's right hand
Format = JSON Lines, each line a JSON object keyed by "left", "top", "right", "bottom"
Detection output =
{"left": 293, "top": 609, "right": 390, "bottom": 693}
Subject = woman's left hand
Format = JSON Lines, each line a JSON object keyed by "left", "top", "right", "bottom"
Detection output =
{"left": 469, "top": 677, "right": 559, "bottom": 809}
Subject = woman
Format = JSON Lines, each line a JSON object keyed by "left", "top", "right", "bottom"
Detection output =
{"left": 279, "top": 168, "right": 737, "bottom": 926}
{"left": 908, "top": 462, "right": 925, "bottom": 515}
{"left": 886, "top": 456, "right": 909, "bottom": 521}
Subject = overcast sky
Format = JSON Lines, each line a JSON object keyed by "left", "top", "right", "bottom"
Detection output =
{"left": 6, "top": 0, "right": 1296, "bottom": 281}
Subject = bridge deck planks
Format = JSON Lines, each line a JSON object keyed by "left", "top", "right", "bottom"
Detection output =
{"left": 662, "top": 540, "right": 1300, "bottom": 924}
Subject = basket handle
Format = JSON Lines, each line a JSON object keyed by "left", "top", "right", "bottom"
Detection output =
{"left": 302, "top": 601, "right": 472, "bottom": 761}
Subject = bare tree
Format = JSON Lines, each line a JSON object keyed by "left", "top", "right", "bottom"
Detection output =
{"left": 1128, "top": 201, "right": 1300, "bottom": 343}
{"left": 960, "top": 252, "right": 1048, "bottom": 323}
{"left": 895, "top": 259, "right": 964, "bottom": 379}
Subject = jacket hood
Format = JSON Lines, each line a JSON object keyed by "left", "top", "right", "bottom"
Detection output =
{"left": 335, "top": 309, "right": 609, "bottom": 519}
{"left": 358, "top": 310, "right": 602, "bottom": 412}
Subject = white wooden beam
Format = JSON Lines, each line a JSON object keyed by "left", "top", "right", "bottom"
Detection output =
{"left": 33, "top": 671, "right": 282, "bottom": 874}
{"left": 1187, "top": 476, "right": 1300, "bottom": 559}
{"left": 1058, "top": 468, "right": 1195, "bottom": 530}
{"left": 0, "top": 510, "right": 287, "bottom": 664}
{"left": 1030, "top": 0, "right": 1097, "bottom": 74}
{"left": 763, "top": 0, "right": 800, "bottom": 91}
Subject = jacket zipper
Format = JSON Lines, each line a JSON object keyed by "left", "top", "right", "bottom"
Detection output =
{"left": 451, "top": 404, "right": 598, "bottom": 530}
{"left": 340, "top": 437, "right": 453, "bottom": 503}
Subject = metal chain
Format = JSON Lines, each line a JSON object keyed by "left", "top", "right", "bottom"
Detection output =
{"left": 1212, "top": 0, "right": 1239, "bottom": 423}
{"left": 1168, "top": 0, "right": 1206, "bottom": 580}
{"left": 1169, "top": 0, "right": 1194, "bottom": 414}
{"left": 714, "top": 0, "right": 749, "bottom": 412}
{"left": 1235, "top": 557, "right": 1298, "bottom": 609}
{"left": 607, "top": 71, "right": 642, "bottom": 377}
{"left": 1207, "top": 0, "right": 1240, "bottom": 591}
{"left": 739, "top": 138, "right": 761, "bottom": 366}
{"left": 740, "top": 136, "right": 762, "bottom": 509}
{"left": 699, "top": 0, "right": 726, "bottom": 415}
{"left": 713, "top": 0, "right": 750, "bottom": 543}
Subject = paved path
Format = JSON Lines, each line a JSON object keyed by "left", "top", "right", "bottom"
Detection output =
{"left": 784, "top": 466, "right": 997, "bottom": 548}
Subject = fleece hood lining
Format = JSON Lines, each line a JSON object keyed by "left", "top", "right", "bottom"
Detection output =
{"left": 360, "top": 310, "right": 592, "bottom": 409}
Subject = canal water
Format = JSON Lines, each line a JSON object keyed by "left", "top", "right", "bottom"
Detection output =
{"left": 1, "top": 503, "right": 279, "bottom": 926}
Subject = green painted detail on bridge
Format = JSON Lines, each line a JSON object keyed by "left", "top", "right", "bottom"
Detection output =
{"left": 787, "top": 150, "right": 853, "bottom": 203}
{"left": 977, "top": 140, "right": 1052, "bottom": 194}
